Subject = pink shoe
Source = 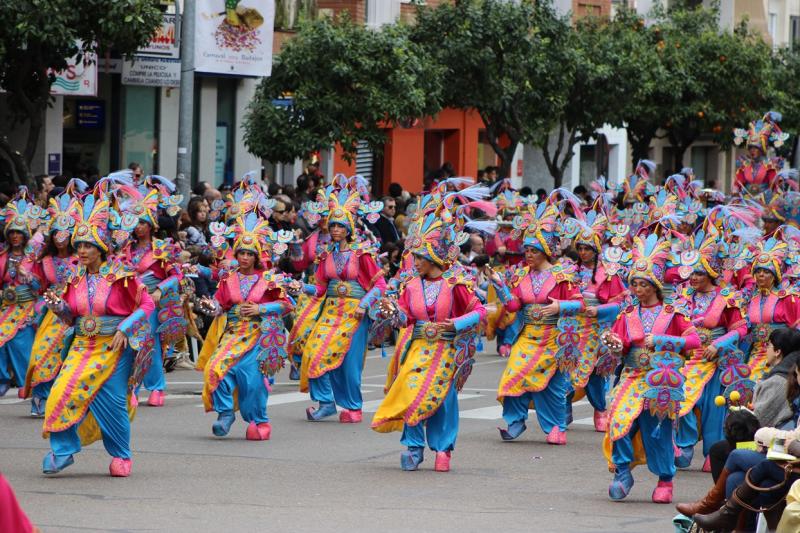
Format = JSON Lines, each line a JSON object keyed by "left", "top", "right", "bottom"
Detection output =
{"left": 546, "top": 428, "right": 566, "bottom": 445}
{"left": 434, "top": 451, "right": 451, "bottom": 472}
{"left": 147, "top": 390, "right": 164, "bottom": 407}
{"left": 245, "top": 422, "right": 271, "bottom": 441}
{"left": 702, "top": 455, "right": 711, "bottom": 473}
{"left": 593, "top": 410, "right": 608, "bottom": 432}
{"left": 109, "top": 457, "right": 132, "bottom": 477}
{"left": 651, "top": 480, "right": 673, "bottom": 503}
{"left": 338, "top": 409, "right": 363, "bottom": 423}
{"left": 499, "top": 345, "right": 511, "bottom": 358}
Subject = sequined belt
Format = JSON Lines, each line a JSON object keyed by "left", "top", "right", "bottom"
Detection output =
{"left": 696, "top": 326, "right": 726, "bottom": 346}
{"left": 752, "top": 323, "right": 780, "bottom": 343}
{"left": 411, "top": 321, "right": 456, "bottom": 342}
{"left": 139, "top": 272, "right": 161, "bottom": 292}
{"left": 623, "top": 347, "right": 652, "bottom": 370}
{"left": 327, "top": 281, "right": 366, "bottom": 300}
{"left": 521, "top": 304, "right": 558, "bottom": 326}
{"left": 2, "top": 285, "right": 35, "bottom": 305}
{"left": 75, "top": 315, "right": 123, "bottom": 337}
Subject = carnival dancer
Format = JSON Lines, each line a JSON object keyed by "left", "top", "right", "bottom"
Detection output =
{"left": 22, "top": 188, "right": 80, "bottom": 416}
{"left": 371, "top": 210, "right": 485, "bottom": 472}
{"left": 671, "top": 231, "right": 748, "bottom": 471}
{"left": 732, "top": 111, "right": 787, "bottom": 196}
{"left": 119, "top": 187, "right": 185, "bottom": 407}
{"left": 741, "top": 236, "right": 800, "bottom": 381}
{"left": 0, "top": 190, "right": 46, "bottom": 401}
{"left": 299, "top": 182, "right": 385, "bottom": 422}
{"left": 564, "top": 211, "right": 628, "bottom": 432}
{"left": 492, "top": 202, "right": 583, "bottom": 445}
{"left": 602, "top": 233, "right": 701, "bottom": 504}
{"left": 41, "top": 193, "right": 154, "bottom": 477}
{"left": 195, "top": 212, "right": 294, "bottom": 440}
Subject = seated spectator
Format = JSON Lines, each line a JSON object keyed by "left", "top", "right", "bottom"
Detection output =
{"left": 754, "top": 328, "right": 800, "bottom": 428}
{"left": 182, "top": 196, "right": 210, "bottom": 248}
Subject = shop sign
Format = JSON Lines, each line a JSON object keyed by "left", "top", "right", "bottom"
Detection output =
{"left": 49, "top": 44, "right": 98, "bottom": 96}
{"left": 138, "top": 14, "right": 180, "bottom": 59}
{"left": 194, "top": 0, "right": 275, "bottom": 77}
{"left": 122, "top": 56, "right": 181, "bottom": 87}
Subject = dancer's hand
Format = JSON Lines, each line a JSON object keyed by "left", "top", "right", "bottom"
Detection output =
{"left": 645, "top": 334, "right": 655, "bottom": 349}
{"left": 378, "top": 297, "right": 396, "bottom": 317}
{"left": 703, "top": 344, "right": 719, "bottom": 360}
{"left": 111, "top": 331, "right": 128, "bottom": 353}
{"left": 541, "top": 297, "right": 560, "bottom": 317}
{"left": 44, "top": 287, "right": 63, "bottom": 307}
{"left": 240, "top": 302, "right": 259, "bottom": 317}
{"left": 151, "top": 289, "right": 162, "bottom": 305}
{"left": 585, "top": 306, "right": 598, "bottom": 318}
{"left": 354, "top": 307, "right": 365, "bottom": 320}
{"left": 439, "top": 319, "right": 455, "bottom": 332}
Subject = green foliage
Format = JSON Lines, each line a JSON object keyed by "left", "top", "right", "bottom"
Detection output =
{"left": 768, "top": 46, "right": 800, "bottom": 161}
{"left": 244, "top": 15, "right": 442, "bottom": 164}
{"left": 411, "top": 0, "right": 574, "bottom": 178}
{"left": 0, "top": 0, "right": 162, "bottom": 181}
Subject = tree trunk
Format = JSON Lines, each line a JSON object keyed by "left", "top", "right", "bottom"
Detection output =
{"left": 628, "top": 128, "right": 655, "bottom": 168}
{"left": 496, "top": 142, "right": 517, "bottom": 180}
{"left": 0, "top": 136, "right": 30, "bottom": 186}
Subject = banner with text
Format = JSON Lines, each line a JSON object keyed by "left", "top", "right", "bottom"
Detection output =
{"left": 49, "top": 45, "right": 98, "bottom": 96}
{"left": 123, "top": 56, "right": 181, "bottom": 87}
{"left": 195, "top": 0, "right": 275, "bottom": 77}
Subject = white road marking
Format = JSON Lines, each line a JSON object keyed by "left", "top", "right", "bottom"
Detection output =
{"left": 360, "top": 393, "right": 483, "bottom": 413}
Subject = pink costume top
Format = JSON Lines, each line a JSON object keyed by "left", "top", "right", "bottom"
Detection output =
{"left": 36, "top": 255, "right": 77, "bottom": 288}
{"left": 680, "top": 286, "right": 748, "bottom": 349}
{"left": 578, "top": 263, "right": 627, "bottom": 307}
{"left": 313, "top": 242, "right": 387, "bottom": 309}
{"left": 291, "top": 230, "right": 331, "bottom": 273}
{"left": 395, "top": 276, "right": 487, "bottom": 326}
{"left": 733, "top": 156, "right": 779, "bottom": 194}
{"left": 747, "top": 287, "right": 800, "bottom": 331}
{"left": 0, "top": 248, "right": 42, "bottom": 292}
{"left": 503, "top": 267, "right": 583, "bottom": 313}
{"left": 213, "top": 270, "right": 291, "bottom": 313}
{"left": 61, "top": 266, "right": 155, "bottom": 326}
{"left": 122, "top": 239, "right": 182, "bottom": 294}
{"left": 723, "top": 267, "right": 756, "bottom": 295}
{"left": 611, "top": 302, "right": 701, "bottom": 355}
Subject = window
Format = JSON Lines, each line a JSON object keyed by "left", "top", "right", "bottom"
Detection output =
{"left": 791, "top": 16, "right": 800, "bottom": 50}
{"left": 768, "top": 12, "right": 778, "bottom": 47}
{"left": 121, "top": 85, "right": 158, "bottom": 175}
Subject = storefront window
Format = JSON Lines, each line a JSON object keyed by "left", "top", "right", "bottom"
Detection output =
{"left": 122, "top": 85, "right": 159, "bottom": 175}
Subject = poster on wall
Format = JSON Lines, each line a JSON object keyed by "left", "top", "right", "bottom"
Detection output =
{"left": 138, "top": 14, "right": 179, "bottom": 59}
{"left": 49, "top": 44, "right": 98, "bottom": 96}
{"left": 195, "top": 0, "right": 276, "bottom": 77}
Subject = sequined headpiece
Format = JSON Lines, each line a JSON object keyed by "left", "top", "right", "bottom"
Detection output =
{"left": 0, "top": 188, "right": 46, "bottom": 239}
{"left": 71, "top": 195, "right": 113, "bottom": 252}
{"left": 734, "top": 111, "right": 789, "bottom": 153}
{"left": 512, "top": 201, "right": 559, "bottom": 257}
{"left": 629, "top": 233, "right": 671, "bottom": 289}
{"left": 562, "top": 210, "right": 607, "bottom": 252}
{"left": 751, "top": 237, "right": 788, "bottom": 282}
{"left": 230, "top": 211, "right": 293, "bottom": 260}
{"left": 407, "top": 211, "right": 460, "bottom": 267}
{"left": 304, "top": 175, "right": 382, "bottom": 235}
{"left": 674, "top": 230, "right": 723, "bottom": 279}
{"left": 621, "top": 160, "right": 655, "bottom": 204}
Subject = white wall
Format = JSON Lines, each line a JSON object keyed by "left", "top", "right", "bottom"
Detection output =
{"left": 197, "top": 77, "right": 217, "bottom": 185}
{"left": 234, "top": 77, "right": 263, "bottom": 180}
{"left": 159, "top": 87, "right": 180, "bottom": 180}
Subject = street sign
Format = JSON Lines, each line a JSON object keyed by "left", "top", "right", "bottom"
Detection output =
{"left": 138, "top": 14, "right": 180, "bottom": 59}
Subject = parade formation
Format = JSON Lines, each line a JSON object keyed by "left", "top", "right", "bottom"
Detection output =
{"left": 2, "top": 112, "right": 800, "bottom": 531}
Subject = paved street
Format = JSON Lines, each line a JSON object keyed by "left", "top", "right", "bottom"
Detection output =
{"left": 1, "top": 344, "right": 707, "bottom": 532}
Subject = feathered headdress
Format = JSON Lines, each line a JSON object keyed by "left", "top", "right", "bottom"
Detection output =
{"left": 628, "top": 233, "right": 671, "bottom": 289}
{"left": 511, "top": 201, "right": 560, "bottom": 257}
{"left": 621, "top": 160, "right": 655, "bottom": 204}
{"left": 751, "top": 237, "right": 788, "bottom": 282}
{"left": 406, "top": 211, "right": 461, "bottom": 267}
{"left": 71, "top": 194, "right": 114, "bottom": 252}
{"left": 0, "top": 188, "right": 46, "bottom": 239}
{"left": 674, "top": 230, "right": 723, "bottom": 280}
{"left": 561, "top": 210, "right": 607, "bottom": 252}
{"left": 229, "top": 211, "right": 294, "bottom": 260}
{"left": 304, "top": 176, "right": 382, "bottom": 234}
{"left": 734, "top": 111, "right": 789, "bottom": 153}
{"left": 47, "top": 192, "right": 78, "bottom": 244}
